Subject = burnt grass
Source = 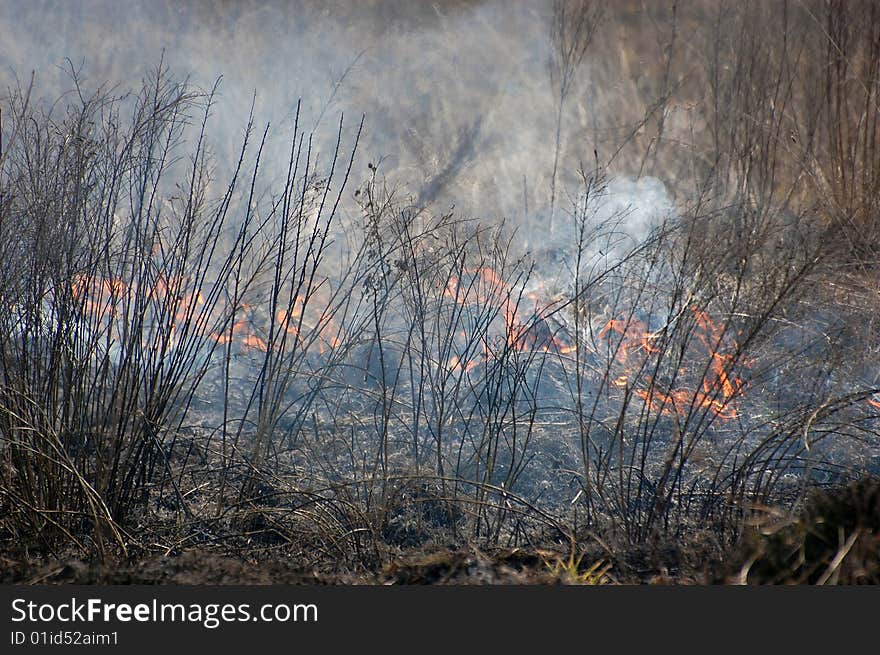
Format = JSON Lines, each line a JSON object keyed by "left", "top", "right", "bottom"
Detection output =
{"left": 3, "top": 477, "right": 879, "bottom": 584}
{"left": 2, "top": 413, "right": 877, "bottom": 585}
{"left": 5, "top": 1, "right": 880, "bottom": 585}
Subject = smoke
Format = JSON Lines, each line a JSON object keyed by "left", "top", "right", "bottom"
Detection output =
{"left": 0, "top": 0, "right": 673, "bottom": 250}
{"left": 4, "top": 1, "right": 878, "bottom": 541}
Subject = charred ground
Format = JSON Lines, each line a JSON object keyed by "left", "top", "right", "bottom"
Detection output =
{"left": 2, "top": 1, "right": 880, "bottom": 584}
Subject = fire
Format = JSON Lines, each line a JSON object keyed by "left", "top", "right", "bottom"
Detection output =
{"left": 71, "top": 274, "right": 127, "bottom": 317}
{"left": 206, "top": 303, "right": 267, "bottom": 351}
{"left": 442, "top": 267, "right": 576, "bottom": 373}
{"left": 597, "top": 317, "right": 658, "bottom": 363}
{"left": 599, "top": 307, "right": 748, "bottom": 420}
{"left": 70, "top": 272, "right": 340, "bottom": 356}
{"left": 448, "top": 354, "right": 479, "bottom": 374}
{"left": 276, "top": 293, "right": 340, "bottom": 354}
{"left": 241, "top": 333, "right": 269, "bottom": 351}
{"left": 148, "top": 275, "right": 206, "bottom": 325}
{"left": 209, "top": 307, "right": 250, "bottom": 345}
{"left": 72, "top": 272, "right": 213, "bottom": 332}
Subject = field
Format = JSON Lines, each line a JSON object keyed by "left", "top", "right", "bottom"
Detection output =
{"left": 1, "top": 0, "right": 879, "bottom": 585}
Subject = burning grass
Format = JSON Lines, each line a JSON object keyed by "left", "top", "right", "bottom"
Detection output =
{"left": 2, "top": 2, "right": 880, "bottom": 584}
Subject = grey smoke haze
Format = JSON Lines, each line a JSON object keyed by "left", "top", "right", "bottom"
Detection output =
{"left": 0, "top": 0, "right": 673, "bottom": 253}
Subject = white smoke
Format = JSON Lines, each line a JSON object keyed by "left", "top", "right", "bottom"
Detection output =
{"left": 0, "top": 0, "right": 674, "bottom": 250}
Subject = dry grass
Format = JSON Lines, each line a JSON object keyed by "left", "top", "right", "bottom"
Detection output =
{"left": 1, "top": 2, "right": 879, "bottom": 584}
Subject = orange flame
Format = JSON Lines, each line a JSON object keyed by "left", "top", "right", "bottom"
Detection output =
{"left": 598, "top": 318, "right": 657, "bottom": 363}
{"left": 71, "top": 274, "right": 127, "bottom": 317}
{"left": 444, "top": 267, "right": 576, "bottom": 357}
{"left": 207, "top": 304, "right": 268, "bottom": 351}
{"left": 599, "top": 307, "right": 747, "bottom": 420}
{"left": 71, "top": 267, "right": 346, "bottom": 356}
{"left": 276, "top": 294, "right": 339, "bottom": 354}
{"left": 448, "top": 354, "right": 480, "bottom": 374}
